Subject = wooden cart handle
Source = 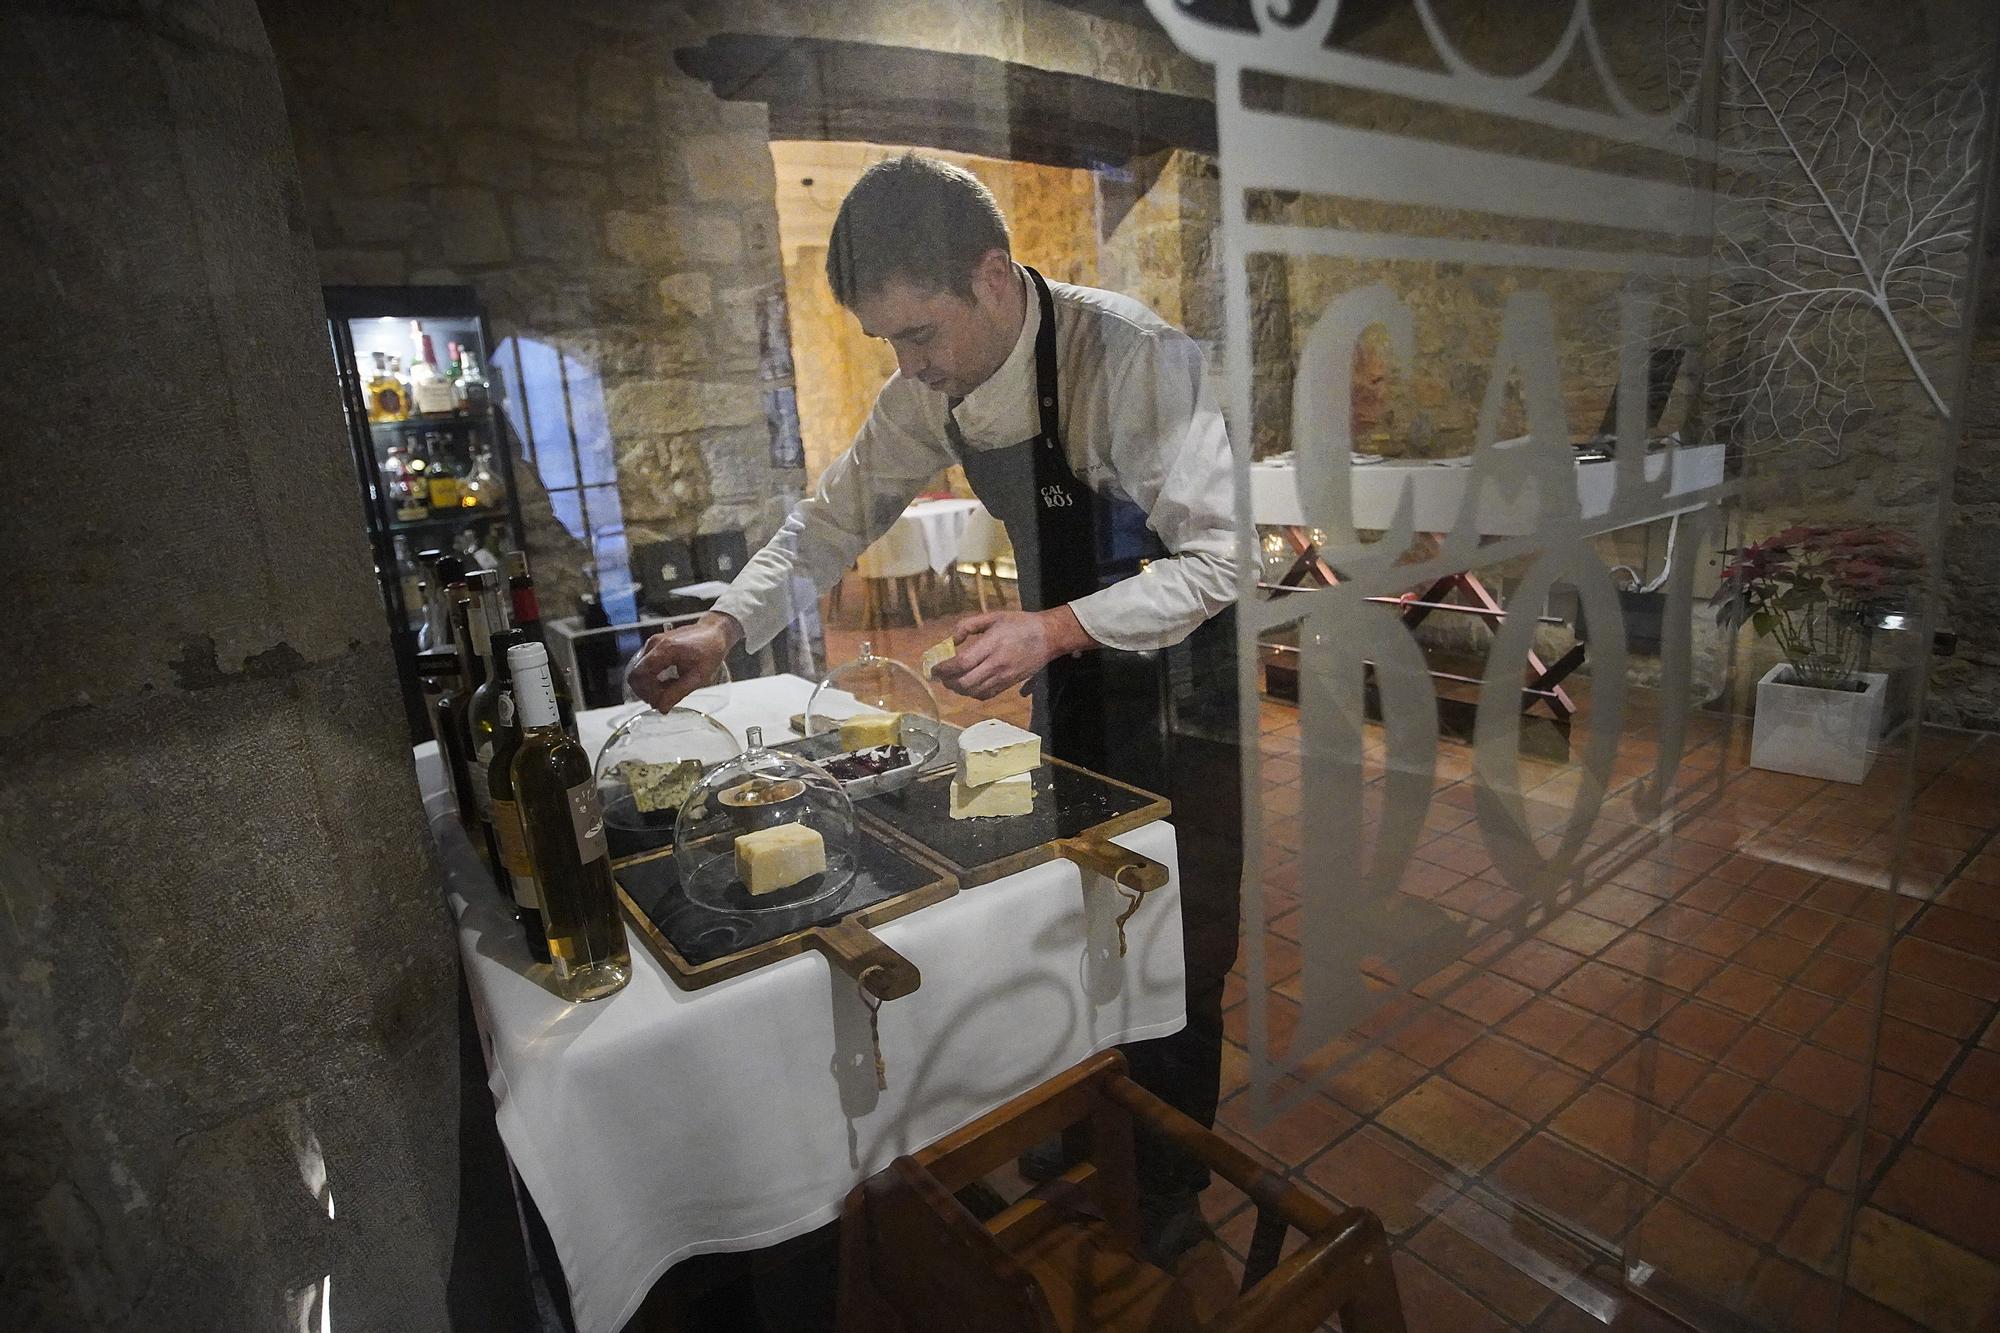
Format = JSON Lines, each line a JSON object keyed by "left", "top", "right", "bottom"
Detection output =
{"left": 1052, "top": 837, "right": 1168, "bottom": 895}
{"left": 810, "top": 919, "right": 921, "bottom": 1001}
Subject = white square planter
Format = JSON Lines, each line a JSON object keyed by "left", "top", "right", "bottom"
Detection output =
{"left": 1749, "top": 665, "right": 1888, "bottom": 784}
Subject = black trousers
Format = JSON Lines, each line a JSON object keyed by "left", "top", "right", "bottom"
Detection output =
{"left": 1039, "top": 610, "right": 1243, "bottom": 1195}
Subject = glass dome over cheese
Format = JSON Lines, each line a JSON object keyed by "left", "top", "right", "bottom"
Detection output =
{"left": 593, "top": 705, "right": 742, "bottom": 859}
{"left": 672, "top": 726, "right": 858, "bottom": 915}
{"left": 803, "top": 640, "right": 943, "bottom": 768}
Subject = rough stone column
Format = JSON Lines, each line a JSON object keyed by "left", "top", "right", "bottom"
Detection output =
{"left": 1, "top": 3, "right": 468, "bottom": 1327}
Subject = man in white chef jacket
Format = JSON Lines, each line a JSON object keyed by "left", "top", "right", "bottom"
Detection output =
{"left": 630, "top": 154, "right": 1241, "bottom": 1259}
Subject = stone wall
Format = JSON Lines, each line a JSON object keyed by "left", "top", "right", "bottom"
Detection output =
{"left": 1935, "top": 186, "right": 2000, "bottom": 729}
{"left": 2, "top": 2, "right": 481, "bottom": 1327}
{"left": 266, "top": 0, "right": 1213, "bottom": 624}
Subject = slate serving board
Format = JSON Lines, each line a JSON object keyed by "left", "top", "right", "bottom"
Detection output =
{"left": 858, "top": 757, "right": 1169, "bottom": 889}
{"left": 613, "top": 826, "right": 954, "bottom": 989}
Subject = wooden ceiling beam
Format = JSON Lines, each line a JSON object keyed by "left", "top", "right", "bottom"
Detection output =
{"left": 675, "top": 33, "right": 1216, "bottom": 171}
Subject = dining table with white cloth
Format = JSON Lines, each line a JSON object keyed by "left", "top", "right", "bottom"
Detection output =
{"left": 417, "top": 672, "right": 1187, "bottom": 1333}
{"left": 896, "top": 497, "right": 987, "bottom": 574}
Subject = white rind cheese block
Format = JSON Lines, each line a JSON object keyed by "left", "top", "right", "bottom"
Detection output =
{"left": 838, "top": 710, "right": 902, "bottom": 750}
{"left": 950, "top": 770, "right": 1035, "bottom": 819}
{"left": 734, "top": 823, "right": 827, "bottom": 895}
{"left": 957, "top": 718, "right": 1041, "bottom": 786}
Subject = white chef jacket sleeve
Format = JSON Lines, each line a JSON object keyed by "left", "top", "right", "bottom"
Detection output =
{"left": 1067, "top": 329, "right": 1240, "bottom": 652}
{"left": 712, "top": 379, "right": 953, "bottom": 653}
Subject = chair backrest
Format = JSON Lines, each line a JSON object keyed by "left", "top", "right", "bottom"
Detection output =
{"left": 632, "top": 538, "right": 696, "bottom": 599}
{"left": 958, "top": 506, "right": 1011, "bottom": 564}
{"left": 693, "top": 530, "right": 749, "bottom": 583}
{"left": 856, "top": 515, "right": 931, "bottom": 579}
{"left": 844, "top": 1161, "right": 1059, "bottom": 1333}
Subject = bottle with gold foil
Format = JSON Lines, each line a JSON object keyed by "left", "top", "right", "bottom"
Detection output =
{"left": 507, "top": 641, "right": 629, "bottom": 1001}
{"left": 483, "top": 629, "right": 551, "bottom": 964}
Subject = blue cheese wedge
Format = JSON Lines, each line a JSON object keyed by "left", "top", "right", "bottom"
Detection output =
{"left": 733, "top": 823, "right": 827, "bottom": 895}
{"left": 957, "top": 718, "right": 1041, "bottom": 786}
{"left": 838, "top": 710, "right": 902, "bottom": 750}
{"left": 949, "top": 770, "right": 1035, "bottom": 819}
{"left": 616, "top": 758, "right": 703, "bottom": 815}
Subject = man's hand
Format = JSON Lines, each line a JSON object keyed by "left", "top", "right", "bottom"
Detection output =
{"left": 626, "top": 612, "right": 744, "bottom": 711}
{"left": 932, "top": 607, "right": 1095, "bottom": 701}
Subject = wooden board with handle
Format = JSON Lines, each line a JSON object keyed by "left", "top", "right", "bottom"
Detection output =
{"left": 857, "top": 756, "right": 1171, "bottom": 895}
{"left": 614, "top": 827, "right": 953, "bottom": 997}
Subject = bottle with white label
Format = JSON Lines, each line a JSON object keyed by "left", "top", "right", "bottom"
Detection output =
{"left": 507, "top": 641, "right": 630, "bottom": 1001}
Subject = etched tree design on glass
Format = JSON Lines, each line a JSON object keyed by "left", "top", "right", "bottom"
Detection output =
{"left": 1673, "top": 0, "right": 1985, "bottom": 456}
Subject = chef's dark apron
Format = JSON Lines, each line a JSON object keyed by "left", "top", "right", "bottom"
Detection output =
{"left": 948, "top": 267, "right": 1242, "bottom": 1195}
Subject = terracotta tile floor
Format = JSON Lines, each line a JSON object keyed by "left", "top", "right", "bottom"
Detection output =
{"left": 824, "top": 578, "right": 2000, "bottom": 1332}
{"left": 1211, "top": 690, "right": 2000, "bottom": 1333}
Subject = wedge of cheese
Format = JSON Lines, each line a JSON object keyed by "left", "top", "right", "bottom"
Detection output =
{"left": 617, "top": 758, "right": 703, "bottom": 815}
{"left": 957, "top": 718, "right": 1041, "bottom": 786}
{"left": 838, "top": 710, "right": 902, "bottom": 750}
{"left": 733, "top": 823, "right": 827, "bottom": 895}
{"left": 950, "top": 771, "right": 1034, "bottom": 819}
{"left": 921, "top": 637, "right": 957, "bottom": 677}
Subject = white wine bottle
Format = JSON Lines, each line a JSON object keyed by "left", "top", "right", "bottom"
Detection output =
{"left": 507, "top": 641, "right": 630, "bottom": 1002}
{"left": 482, "top": 629, "right": 552, "bottom": 965}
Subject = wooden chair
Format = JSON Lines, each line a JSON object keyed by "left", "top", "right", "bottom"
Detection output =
{"left": 856, "top": 517, "right": 932, "bottom": 628}
{"left": 837, "top": 1050, "right": 1406, "bottom": 1333}
{"left": 955, "top": 507, "right": 1013, "bottom": 612}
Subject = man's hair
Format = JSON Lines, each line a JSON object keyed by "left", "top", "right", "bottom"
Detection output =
{"left": 826, "top": 153, "right": 1012, "bottom": 307}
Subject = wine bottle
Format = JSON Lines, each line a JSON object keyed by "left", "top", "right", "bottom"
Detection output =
{"left": 424, "top": 434, "right": 462, "bottom": 512}
{"left": 458, "top": 572, "right": 512, "bottom": 878}
{"left": 411, "top": 326, "right": 457, "bottom": 416}
{"left": 437, "top": 587, "right": 491, "bottom": 855}
{"left": 507, "top": 641, "right": 630, "bottom": 1002}
{"left": 482, "top": 628, "right": 551, "bottom": 963}
{"left": 506, "top": 550, "right": 576, "bottom": 736}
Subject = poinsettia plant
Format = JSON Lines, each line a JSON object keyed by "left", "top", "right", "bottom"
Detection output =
{"left": 1711, "top": 524, "right": 1925, "bottom": 690}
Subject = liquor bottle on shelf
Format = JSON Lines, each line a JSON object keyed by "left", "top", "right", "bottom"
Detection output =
{"left": 477, "top": 628, "right": 552, "bottom": 963}
{"left": 417, "top": 550, "right": 461, "bottom": 655}
{"left": 506, "top": 550, "right": 576, "bottom": 737}
{"left": 455, "top": 527, "right": 500, "bottom": 572}
{"left": 456, "top": 346, "right": 491, "bottom": 414}
{"left": 393, "top": 535, "right": 421, "bottom": 620}
{"left": 410, "top": 325, "right": 457, "bottom": 417}
{"left": 365, "top": 351, "right": 410, "bottom": 422}
{"left": 445, "top": 340, "right": 463, "bottom": 385}
{"left": 436, "top": 584, "right": 488, "bottom": 847}
{"left": 391, "top": 356, "right": 414, "bottom": 418}
{"left": 460, "top": 445, "right": 504, "bottom": 510}
{"left": 507, "top": 640, "right": 630, "bottom": 1001}
{"left": 385, "top": 442, "right": 429, "bottom": 522}
{"left": 424, "top": 435, "right": 462, "bottom": 513}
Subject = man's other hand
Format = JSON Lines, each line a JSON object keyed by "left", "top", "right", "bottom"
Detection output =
{"left": 932, "top": 607, "right": 1094, "bottom": 701}
{"left": 626, "top": 612, "right": 744, "bottom": 711}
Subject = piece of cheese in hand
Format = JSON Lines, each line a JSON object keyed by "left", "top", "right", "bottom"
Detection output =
{"left": 838, "top": 710, "right": 902, "bottom": 750}
{"left": 957, "top": 718, "right": 1041, "bottom": 786}
{"left": 921, "top": 638, "right": 957, "bottom": 677}
{"left": 733, "top": 823, "right": 827, "bottom": 895}
{"left": 950, "top": 771, "right": 1035, "bottom": 819}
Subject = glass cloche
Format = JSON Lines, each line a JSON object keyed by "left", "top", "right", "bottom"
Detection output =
{"left": 673, "top": 727, "right": 858, "bottom": 916}
{"left": 801, "top": 640, "right": 943, "bottom": 793}
{"left": 593, "top": 705, "right": 742, "bottom": 860}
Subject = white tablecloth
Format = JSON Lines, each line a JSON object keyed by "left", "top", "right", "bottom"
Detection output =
{"left": 423, "top": 674, "right": 1186, "bottom": 1333}
{"left": 899, "top": 498, "right": 986, "bottom": 574}
{"left": 1249, "top": 442, "right": 1725, "bottom": 535}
